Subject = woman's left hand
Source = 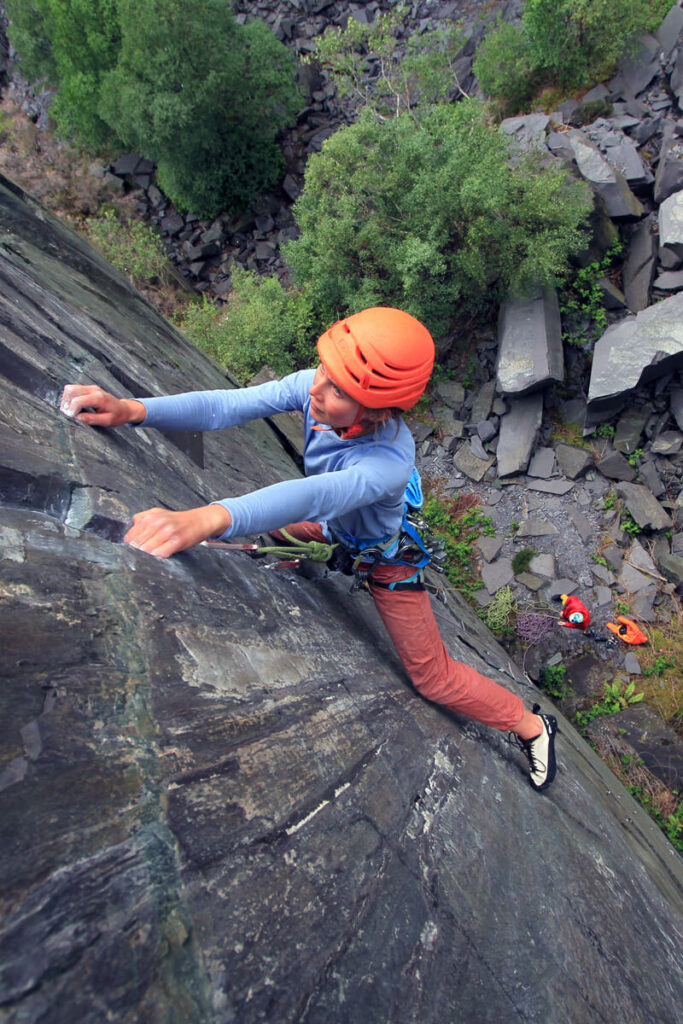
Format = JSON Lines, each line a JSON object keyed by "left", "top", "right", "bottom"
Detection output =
{"left": 124, "top": 504, "right": 232, "bottom": 558}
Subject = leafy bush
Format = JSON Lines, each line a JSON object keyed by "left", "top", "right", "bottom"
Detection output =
{"left": 512, "top": 548, "right": 537, "bottom": 574}
{"left": 474, "top": 0, "right": 673, "bottom": 112}
{"left": 309, "top": 7, "right": 465, "bottom": 116}
{"left": 6, "top": 0, "right": 121, "bottom": 146}
{"left": 472, "top": 19, "right": 540, "bottom": 115}
{"left": 177, "top": 271, "right": 316, "bottom": 382}
{"left": 286, "top": 101, "right": 592, "bottom": 335}
{"left": 6, "top": 0, "right": 302, "bottom": 216}
{"left": 99, "top": 0, "right": 302, "bottom": 218}
{"left": 85, "top": 208, "right": 170, "bottom": 284}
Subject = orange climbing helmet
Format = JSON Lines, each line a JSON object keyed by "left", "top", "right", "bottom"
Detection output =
{"left": 316, "top": 307, "right": 435, "bottom": 410}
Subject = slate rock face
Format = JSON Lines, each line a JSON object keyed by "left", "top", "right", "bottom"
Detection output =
{"left": 1, "top": 175, "right": 683, "bottom": 1024}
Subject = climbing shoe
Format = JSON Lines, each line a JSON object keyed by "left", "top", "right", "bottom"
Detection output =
{"left": 513, "top": 703, "right": 558, "bottom": 791}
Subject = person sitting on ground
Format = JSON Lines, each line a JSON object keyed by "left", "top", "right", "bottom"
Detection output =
{"left": 61, "top": 306, "right": 558, "bottom": 790}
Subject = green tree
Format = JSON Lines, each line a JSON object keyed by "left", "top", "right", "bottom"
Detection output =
{"left": 177, "top": 271, "right": 315, "bottom": 381}
{"left": 309, "top": 6, "right": 465, "bottom": 117}
{"left": 5, "top": 0, "right": 121, "bottom": 146}
{"left": 99, "top": 0, "right": 302, "bottom": 217}
{"left": 285, "top": 101, "right": 592, "bottom": 335}
{"left": 474, "top": 0, "right": 673, "bottom": 112}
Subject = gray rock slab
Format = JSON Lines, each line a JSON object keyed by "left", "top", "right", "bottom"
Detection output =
{"left": 472, "top": 588, "right": 493, "bottom": 608}
{"left": 606, "top": 139, "right": 654, "bottom": 190}
{"left": 623, "top": 652, "right": 642, "bottom": 675}
{"left": 650, "top": 430, "right": 683, "bottom": 455}
{"left": 481, "top": 557, "right": 515, "bottom": 594}
{"left": 614, "top": 408, "right": 650, "bottom": 454}
{"left": 654, "top": 138, "right": 683, "bottom": 205}
{"left": 597, "top": 449, "right": 637, "bottom": 481}
{"left": 469, "top": 380, "right": 496, "bottom": 424}
{"left": 569, "top": 130, "right": 645, "bottom": 219}
{"left": 2, "top": 173, "right": 683, "bottom": 1024}
{"left": 433, "top": 380, "right": 465, "bottom": 410}
{"left": 529, "top": 553, "right": 556, "bottom": 578}
{"left": 476, "top": 419, "right": 498, "bottom": 443}
{"left": 527, "top": 478, "right": 575, "bottom": 495}
{"left": 476, "top": 534, "right": 504, "bottom": 562}
{"left": 597, "top": 277, "right": 628, "bottom": 309}
{"left": 623, "top": 217, "right": 656, "bottom": 312}
{"left": 555, "top": 444, "right": 593, "bottom": 479}
{"left": 528, "top": 446, "right": 556, "bottom": 478}
{"left": 619, "top": 558, "right": 656, "bottom": 593}
{"left": 436, "top": 407, "right": 465, "bottom": 437}
{"left": 516, "top": 517, "right": 559, "bottom": 538}
{"left": 586, "top": 291, "right": 683, "bottom": 429}
{"left": 603, "top": 545, "right": 624, "bottom": 570}
{"left": 616, "top": 482, "right": 674, "bottom": 530}
{"left": 496, "top": 393, "right": 543, "bottom": 477}
{"left": 469, "top": 435, "right": 489, "bottom": 461}
{"left": 500, "top": 113, "right": 550, "bottom": 153}
{"left": 656, "top": 3, "right": 683, "bottom": 59}
{"left": 614, "top": 32, "right": 661, "bottom": 97}
{"left": 658, "top": 190, "right": 683, "bottom": 267}
{"left": 515, "top": 571, "right": 546, "bottom": 592}
{"left": 595, "top": 586, "right": 614, "bottom": 606}
{"left": 653, "top": 269, "right": 683, "bottom": 290}
{"left": 568, "top": 508, "right": 594, "bottom": 544}
{"left": 630, "top": 589, "right": 658, "bottom": 620}
{"left": 659, "top": 552, "right": 683, "bottom": 587}
{"left": 453, "top": 444, "right": 495, "bottom": 482}
{"left": 547, "top": 579, "right": 579, "bottom": 599}
{"left": 496, "top": 287, "right": 564, "bottom": 394}
{"left": 591, "top": 563, "right": 616, "bottom": 585}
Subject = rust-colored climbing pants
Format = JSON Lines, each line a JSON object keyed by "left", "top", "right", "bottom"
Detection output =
{"left": 272, "top": 521, "right": 525, "bottom": 731}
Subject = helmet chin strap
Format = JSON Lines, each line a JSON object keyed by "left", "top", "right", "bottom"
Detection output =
{"left": 311, "top": 405, "right": 367, "bottom": 439}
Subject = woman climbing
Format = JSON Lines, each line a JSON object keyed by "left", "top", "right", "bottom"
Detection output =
{"left": 61, "top": 306, "right": 558, "bottom": 790}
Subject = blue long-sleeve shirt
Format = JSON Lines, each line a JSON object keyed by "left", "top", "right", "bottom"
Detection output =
{"left": 140, "top": 370, "right": 416, "bottom": 547}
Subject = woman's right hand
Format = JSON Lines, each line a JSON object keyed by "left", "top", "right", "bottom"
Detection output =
{"left": 60, "top": 384, "right": 146, "bottom": 427}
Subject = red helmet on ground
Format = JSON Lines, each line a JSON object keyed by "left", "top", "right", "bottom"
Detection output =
{"left": 316, "top": 307, "right": 435, "bottom": 410}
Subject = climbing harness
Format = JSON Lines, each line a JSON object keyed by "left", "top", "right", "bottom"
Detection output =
{"left": 330, "top": 469, "right": 446, "bottom": 594}
{"left": 205, "top": 469, "right": 449, "bottom": 601}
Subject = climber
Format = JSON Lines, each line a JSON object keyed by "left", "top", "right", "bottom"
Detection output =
{"left": 556, "top": 593, "right": 590, "bottom": 631}
{"left": 61, "top": 306, "right": 558, "bottom": 791}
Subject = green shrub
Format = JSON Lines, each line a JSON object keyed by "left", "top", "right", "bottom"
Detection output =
{"left": 512, "top": 548, "right": 537, "bottom": 574}
{"left": 6, "top": 0, "right": 121, "bottom": 147}
{"left": 472, "top": 19, "right": 539, "bottom": 115}
{"left": 85, "top": 207, "right": 170, "bottom": 284}
{"left": 474, "top": 0, "right": 673, "bottom": 112}
{"left": 309, "top": 7, "right": 465, "bottom": 116}
{"left": 286, "top": 101, "right": 592, "bottom": 336}
{"left": 7, "top": 0, "right": 303, "bottom": 216}
{"left": 99, "top": 0, "right": 302, "bottom": 217}
{"left": 177, "top": 271, "right": 316, "bottom": 382}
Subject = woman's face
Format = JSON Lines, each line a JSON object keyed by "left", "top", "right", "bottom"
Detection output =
{"left": 308, "top": 363, "right": 363, "bottom": 429}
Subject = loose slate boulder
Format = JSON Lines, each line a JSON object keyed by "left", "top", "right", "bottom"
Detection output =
{"left": 658, "top": 189, "right": 683, "bottom": 268}
{"left": 616, "top": 482, "right": 674, "bottom": 530}
{"left": 585, "top": 291, "right": 683, "bottom": 428}
{"left": 568, "top": 131, "right": 645, "bottom": 219}
{"left": 1, "top": 174, "right": 682, "bottom": 1024}
{"left": 496, "top": 393, "right": 544, "bottom": 477}
{"left": 496, "top": 287, "right": 564, "bottom": 394}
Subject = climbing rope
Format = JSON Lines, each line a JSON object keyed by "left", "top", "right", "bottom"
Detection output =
{"left": 205, "top": 528, "right": 338, "bottom": 564}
